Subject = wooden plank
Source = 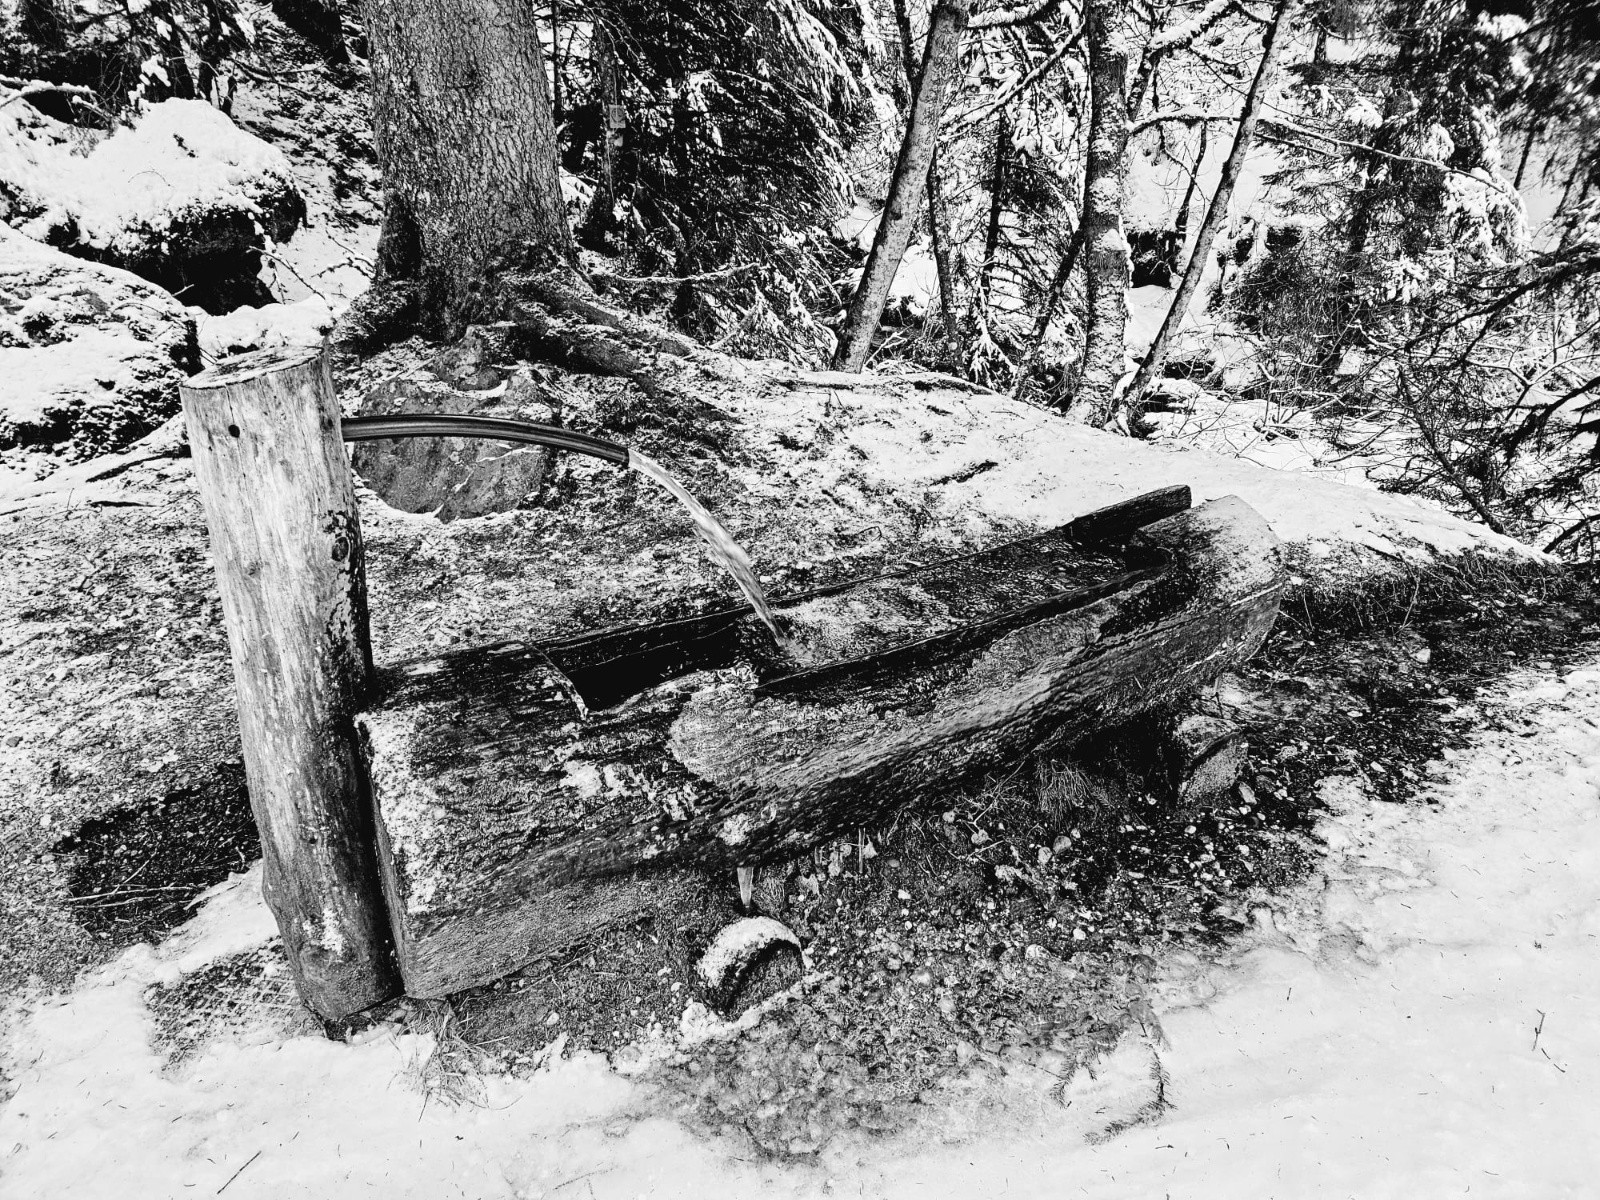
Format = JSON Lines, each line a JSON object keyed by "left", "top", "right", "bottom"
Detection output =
{"left": 359, "top": 492, "right": 1280, "bottom": 998}
{"left": 182, "top": 345, "right": 400, "bottom": 1019}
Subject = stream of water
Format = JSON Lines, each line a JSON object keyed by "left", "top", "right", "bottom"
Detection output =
{"left": 628, "top": 450, "right": 785, "bottom": 644}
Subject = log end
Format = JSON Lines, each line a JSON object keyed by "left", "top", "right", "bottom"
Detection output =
{"left": 183, "top": 344, "right": 325, "bottom": 392}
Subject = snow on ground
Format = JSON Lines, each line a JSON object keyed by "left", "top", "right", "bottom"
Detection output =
{"left": 6, "top": 654, "right": 1596, "bottom": 1198}
{"left": 728, "top": 368, "right": 1541, "bottom": 568}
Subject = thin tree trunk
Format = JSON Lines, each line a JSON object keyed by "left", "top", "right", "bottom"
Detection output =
{"left": 927, "top": 151, "right": 960, "bottom": 350}
{"left": 892, "top": 0, "right": 961, "bottom": 347}
{"left": 1067, "top": 0, "right": 1132, "bottom": 421}
{"left": 1125, "top": 0, "right": 1291, "bottom": 408}
{"left": 1513, "top": 123, "right": 1539, "bottom": 189}
{"left": 834, "top": 0, "right": 971, "bottom": 372}
{"left": 1172, "top": 122, "right": 1207, "bottom": 269}
{"left": 1010, "top": 221, "right": 1084, "bottom": 399}
{"left": 981, "top": 113, "right": 1011, "bottom": 304}
{"left": 361, "top": 0, "right": 572, "bottom": 338}
{"left": 577, "top": 22, "right": 621, "bottom": 249}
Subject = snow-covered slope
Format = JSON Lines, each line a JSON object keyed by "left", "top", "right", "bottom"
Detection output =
{"left": 731, "top": 368, "right": 1543, "bottom": 568}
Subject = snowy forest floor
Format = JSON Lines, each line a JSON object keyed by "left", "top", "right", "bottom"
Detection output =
{"left": 2, "top": 354, "right": 1598, "bottom": 1192}
{"left": 3, "top": 639, "right": 1598, "bottom": 1197}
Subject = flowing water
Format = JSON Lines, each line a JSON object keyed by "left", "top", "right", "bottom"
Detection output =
{"left": 628, "top": 450, "right": 785, "bottom": 644}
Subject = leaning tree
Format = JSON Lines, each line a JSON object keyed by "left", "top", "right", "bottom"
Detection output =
{"left": 358, "top": 0, "right": 572, "bottom": 337}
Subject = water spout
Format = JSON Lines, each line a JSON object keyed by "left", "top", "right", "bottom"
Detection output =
{"left": 340, "top": 414, "right": 785, "bottom": 644}
{"left": 627, "top": 450, "right": 784, "bottom": 645}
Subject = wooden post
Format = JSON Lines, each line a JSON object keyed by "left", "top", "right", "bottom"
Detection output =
{"left": 181, "top": 345, "right": 400, "bottom": 1019}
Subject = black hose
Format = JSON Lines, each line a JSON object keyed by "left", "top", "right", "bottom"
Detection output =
{"left": 340, "top": 414, "right": 631, "bottom": 467}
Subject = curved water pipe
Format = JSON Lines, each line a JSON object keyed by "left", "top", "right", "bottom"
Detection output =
{"left": 340, "top": 413, "right": 630, "bottom": 466}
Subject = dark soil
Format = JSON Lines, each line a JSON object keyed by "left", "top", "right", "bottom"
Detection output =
{"left": 52, "top": 759, "right": 259, "bottom": 943}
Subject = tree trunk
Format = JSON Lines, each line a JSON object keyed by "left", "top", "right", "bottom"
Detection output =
{"left": 1172, "top": 122, "right": 1207, "bottom": 267}
{"left": 1125, "top": 0, "right": 1291, "bottom": 408}
{"left": 892, "top": 0, "right": 961, "bottom": 349}
{"left": 1011, "top": 221, "right": 1083, "bottom": 399}
{"left": 360, "top": 0, "right": 572, "bottom": 338}
{"left": 833, "top": 0, "right": 971, "bottom": 372}
{"left": 577, "top": 21, "right": 622, "bottom": 250}
{"left": 1513, "top": 122, "right": 1539, "bottom": 190}
{"left": 181, "top": 347, "right": 399, "bottom": 1020}
{"left": 1068, "top": 0, "right": 1132, "bottom": 422}
{"left": 980, "top": 112, "right": 1011, "bottom": 304}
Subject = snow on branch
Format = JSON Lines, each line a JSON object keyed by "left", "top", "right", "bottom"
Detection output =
{"left": 944, "top": 28, "right": 1083, "bottom": 134}
{"left": 0, "top": 77, "right": 102, "bottom": 113}
{"left": 969, "top": 0, "right": 1060, "bottom": 29}
{"left": 1129, "top": 108, "right": 1236, "bottom": 136}
{"left": 1146, "top": 0, "right": 1237, "bottom": 55}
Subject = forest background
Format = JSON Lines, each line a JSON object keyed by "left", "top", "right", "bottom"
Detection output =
{"left": 1, "top": 0, "right": 1597, "bottom": 562}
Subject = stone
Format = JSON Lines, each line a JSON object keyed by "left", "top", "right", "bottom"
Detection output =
{"left": 0, "top": 226, "right": 197, "bottom": 470}
{"left": 1, "top": 100, "right": 304, "bottom": 312}
{"left": 1170, "top": 712, "right": 1248, "bottom": 808}
{"left": 350, "top": 359, "right": 558, "bottom": 521}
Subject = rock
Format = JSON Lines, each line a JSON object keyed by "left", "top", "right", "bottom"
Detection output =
{"left": 1168, "top": 712, "right": 1248, "bottom": 808}
{"left": 0, "top": 99, "right": 304, "bottom": 312}
{"left": 1143, "top": 377, "right": 1203, "bottom": 413}
{"left": 0, "top": 226, "right": 197, "bottom": 468}
{"left": 197, "top": 297, "right": 336, "bottom": 359}
{"left": 350, "top": 352, "right": 559, "bottom": 521}
{"left": 696, "top": 916, "right": 803, "bottom": 1016}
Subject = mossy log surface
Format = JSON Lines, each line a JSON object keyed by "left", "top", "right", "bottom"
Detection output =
{"left": 357, "top": 486, "right": 1284, "bottom": 997}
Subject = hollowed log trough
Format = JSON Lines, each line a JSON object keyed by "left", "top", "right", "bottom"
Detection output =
{"left": 358, "top": 485, "right": 1284, "bottom": 997}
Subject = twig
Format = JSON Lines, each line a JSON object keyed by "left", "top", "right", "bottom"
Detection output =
{"left": 590, "top": 263, "right": 759, "bottom": 289}
{"left": 63, "top": 884, "right": 198, "bottom": 904}
{"left": 217, "top": 1149, "right": 261, "bottom": 1194}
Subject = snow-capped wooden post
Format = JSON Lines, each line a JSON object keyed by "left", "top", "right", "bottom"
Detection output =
{"left": 181, "top": 345, "right": 399, "bottom": 1020}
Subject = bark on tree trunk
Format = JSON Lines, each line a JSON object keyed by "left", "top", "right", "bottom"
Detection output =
{"left": 892, "top": 0, "right": 961, "bottom": 349}
{"left": 1068, "top": 0, "right": 1132, "bottom": 423}
{"left": 360, "top": 0, "right": 572, "bottom": 338}
{"left": 1125, "top": 0, "right": 1292, "bottom": 408}
{"left": 980, "top": 112, "right": 1011, "bottom": 305}
{"left": 1172, "top": 122, "right": 1207, "bottom": 267}
{"left": 577, "top": 21, "right": 622, "bottom": 250}
{"left": 833, "top": 0, "right": 971, "bottom": 372}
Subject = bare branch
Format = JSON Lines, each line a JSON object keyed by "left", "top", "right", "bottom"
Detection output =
{"left": 1129, "top": 107, "right": 1234, "bottom": 136}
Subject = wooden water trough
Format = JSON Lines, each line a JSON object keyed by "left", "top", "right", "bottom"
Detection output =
{"left": 180, "top": 346, "right": 1284, "bottom": 1018}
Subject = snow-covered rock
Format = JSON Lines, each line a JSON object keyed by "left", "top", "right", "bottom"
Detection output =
{"left": 0, "top": 225, "right": 197, "bottom": 469}
{"left": 196, "top": 295, "right": 335, "bottom": 359}
{"left": 0, "top": 99, "right": 304, "bottom": 311}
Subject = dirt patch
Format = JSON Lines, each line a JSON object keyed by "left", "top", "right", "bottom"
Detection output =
{"left": 52, "top": 760, "right": 258, "bottom": 944}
